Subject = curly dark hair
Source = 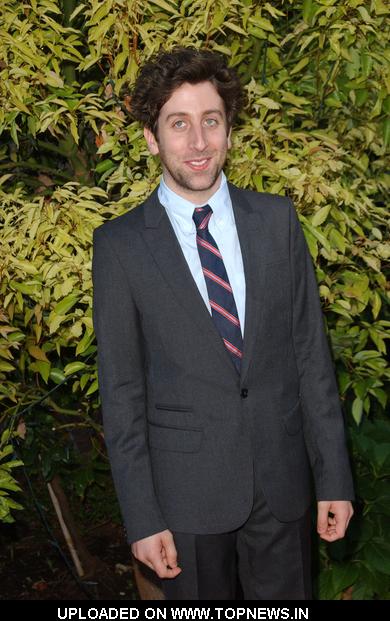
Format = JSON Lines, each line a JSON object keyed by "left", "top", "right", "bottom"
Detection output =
{"left": 130, "top": 47, "right": 245, "bottom": 136}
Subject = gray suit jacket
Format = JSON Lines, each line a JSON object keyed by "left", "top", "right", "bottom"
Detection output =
{"left": 92, "top": 183, "right": 354, "bottom": 544}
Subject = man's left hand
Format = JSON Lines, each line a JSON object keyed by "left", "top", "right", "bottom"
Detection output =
{"left": 317, "top": 500, "right": 354, "bottom": 542}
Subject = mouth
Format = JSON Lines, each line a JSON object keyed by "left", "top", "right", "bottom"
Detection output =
{"left": 184, "top": 158, "right": 211, "bottom": 171}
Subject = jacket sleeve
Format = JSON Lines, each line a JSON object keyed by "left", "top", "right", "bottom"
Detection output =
{"left": 92, "top": 226, "right": 168, "bottom": 543}
{"left": 288, "top": 200, "right": 355, "bottom": 501}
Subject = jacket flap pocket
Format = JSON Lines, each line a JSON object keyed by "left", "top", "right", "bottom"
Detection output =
{"left": 155, "top": 403, "right": 193, "bottom": 412}
{"left": 148, "top": 405, "right": 199, "bottom": 429}
{"left": 147, "top": 422, "right": 203, "bottom": 453}
{"left": 282, "top": 400, "right": 303, "bottom": 435}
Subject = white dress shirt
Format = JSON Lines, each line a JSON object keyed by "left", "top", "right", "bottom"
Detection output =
{"left": 158, "top": 172, "right": 246, "bottom": 336}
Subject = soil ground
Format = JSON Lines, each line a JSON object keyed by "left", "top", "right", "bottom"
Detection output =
{"left": 0, "top": 512, "right": 139, "bottom": 601}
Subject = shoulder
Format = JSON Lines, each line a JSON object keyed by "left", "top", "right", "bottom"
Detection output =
{"left": 228, "top": 182, "right": 292, "bottom": 211}
{"left": 228, "top": 183, "right": 295, "bottom": 231}
{"left": 92, "top": 186, "right": 160, "bottom": 243}
{"left": 93, "top": 203, "right": 146, "bottom": 243}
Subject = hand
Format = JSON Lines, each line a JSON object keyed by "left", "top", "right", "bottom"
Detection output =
{"left": 131, "top": 529, "right": 182, "bottom": 579}
{"left": 317, "top": 500, "right": 354, "bottom": 542}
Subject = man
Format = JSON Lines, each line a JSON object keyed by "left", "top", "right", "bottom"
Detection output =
{"left": 92, "top": 48, "right": 354, "bottom": 600}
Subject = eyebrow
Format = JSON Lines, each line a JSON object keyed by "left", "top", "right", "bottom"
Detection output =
{"left": 164, "top": 109, "right": 224, "bottom": 122}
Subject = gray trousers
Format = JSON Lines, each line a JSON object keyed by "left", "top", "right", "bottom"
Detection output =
{"left": 161, "top": 486, "right": 312, "bottom": 600}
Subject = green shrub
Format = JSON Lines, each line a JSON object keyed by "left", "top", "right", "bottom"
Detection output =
{"left": 0, "top": 0, "right": 389, "bottom": 599}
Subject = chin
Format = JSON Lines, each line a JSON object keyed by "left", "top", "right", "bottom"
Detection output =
{"left": 184, "top": 172, "right": 220, "bottom": 192}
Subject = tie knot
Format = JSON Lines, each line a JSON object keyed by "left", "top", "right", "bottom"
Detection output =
{"left": 192, "top": 204, "right": 213, "bottom": 231}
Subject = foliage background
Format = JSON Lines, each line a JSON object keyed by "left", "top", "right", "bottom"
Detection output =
{"left": 0, "top": 0, "right": 389, "bottom": 600}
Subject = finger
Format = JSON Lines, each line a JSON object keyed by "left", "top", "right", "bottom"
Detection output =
{"left": 335, "top": 520, "right": 346, "bottom": 538}
{"left": 320, "top": 531, "right": 340, "bottom": 542}
{"left": 163, "top": 533, "right": 179, "bottom": 569}
{"left": 325, "top": 516, "right": 346, "bottom": 540}
{"left": 152, "top": 553, "right": 182, "bottom": 579}
{"left": 317, "top": 505, "right": 330, "bottom": 534}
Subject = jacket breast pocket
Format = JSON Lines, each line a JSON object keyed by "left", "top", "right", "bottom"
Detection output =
{"left": 282, "top": 400, "right": 303, "bottom": 435}
{"left": 147, "top": 422, "right": 203, "bottom": 453}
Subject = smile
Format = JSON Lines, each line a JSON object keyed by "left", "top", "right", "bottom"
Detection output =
{"left": 185, "top": 158, "right": 211, "bottom": 170}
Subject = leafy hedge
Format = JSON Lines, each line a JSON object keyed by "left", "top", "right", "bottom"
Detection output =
{"left": 0, "top": 0, "right": 389, "bottom": 599}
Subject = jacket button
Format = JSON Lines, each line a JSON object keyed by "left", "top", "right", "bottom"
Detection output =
{"left": 240, "top": 388, "right": 248, "bottom": 398}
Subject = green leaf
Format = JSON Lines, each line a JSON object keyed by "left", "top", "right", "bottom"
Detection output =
{"left": 257, "top": 97, "right": 281, "bottom": 110}
{"left": 352, "top": 397, "right": 363, "bottom": 425}
{"left": 27, "top": 345, "right": 49, "bottom": 362}
{"left": 45, "top": 70, "right": 64, "bottom": 88}
{"left": 0, "top": 479, "right": 21, "bottom": 492}
{"left": 368, "top": 388, "right": 387, "bottom": 410}
{"left": 0, "top": 446, "right": 13, "bottom": 461}
{"left": 357, "top": 6, "right": 374, "bottom": 23}
{"left": 303, "top": 230, "right": 318, "bottom": 260}
{"left": 363, "top": 541, "right": 390, "bottom": 576}
{"left": 368, "top": 328, "right": 386, "bottom": 355}
{"left": 64, "top": 361, "right": 87, "bottom": 376}
{"left": 341, "top": 271, "right": 370, "bottom": 299}
{"left": 0, "top": 361, "right": 15, "bottom": 373}
{"left": 70, "top": 4, "right": 86, "bottom": 20}
{"left": 250, "top": 16, "right": 274, "bottom": 33}
{"left": 10, "top": 280, "right": 41, "bottom": 295}
{"left": 95, "top": 159, "right": 115, "bottom": 174}
{"left": 224, "top": 22, "right": 247, "bottom": 36}
{"left": 370, "top": 291, "right": 382, "bottom": 320}
{"left": 80, "top": 373, "right": 91, "bottom": 391}
{"left": 85, "top": 379, "right": 98, "bottom": 396}
{"left": 0, "top": 431, "right": 11, "bottom": 445}
{"left": 337, "top": 371, "right": 351, "bottom": 395}
{"left": 69, "top": 117, "right": 79, "bottom": 145}
{"left": 52, "top": 294, "right": 80, "bottom": 315}
{"left": 290, "top": 57, "right": 310, "bottom": 76}
{"left": 0, "top": 497, "right": 23, "bottom": 511}
{"left": 31, "top": 360, "right": 51, "bottom": 383}
{"left": 311, "top": 205, "right": 331, "bottom": 227}
{"left": 148, "top": 0, "right": 180, "bottom": 15}
{"left": 383, "top": 117, "right": 390, "bottom": 148}
{"left": 329, "top": 228, "right": 346, "bottom": 254}
{"left": 353, "top": 380, "right": 367, "bottom": 401}
{"left": 302, "top": 0, "right": 313, "bottom": 24}
{"left": 330, "top": 563, "right": 360, "bottom": 597}
{"left": 353, "top": 350, "right": 382, "bottom": 362}
{"left": 49, "top": 368, "right": 66, "bottom": 384}
{"left": 76, "top": 329, "right": 95, "bottom": 356}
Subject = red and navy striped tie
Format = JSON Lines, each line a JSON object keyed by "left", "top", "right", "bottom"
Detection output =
{"left": 193, "top": 204, "right": 243, "bottom": 373}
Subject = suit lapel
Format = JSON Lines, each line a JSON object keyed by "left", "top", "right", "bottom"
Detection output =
{"left": 140, "top": 184, "right": 266, "bottom": 385}
{"left": 228, "top": 183, "right": 265, "bottom": 385}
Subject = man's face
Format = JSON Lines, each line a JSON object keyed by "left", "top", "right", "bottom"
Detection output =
{"left": 144, "top": 81, "right": 232, "bottom": 203}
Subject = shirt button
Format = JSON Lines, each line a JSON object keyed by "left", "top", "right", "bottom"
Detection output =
{"left": 240, "top": 388, "right": 248, "bottom": 398}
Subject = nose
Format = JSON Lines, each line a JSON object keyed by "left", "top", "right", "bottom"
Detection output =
{"left": 189, "top": 123, "right": 208, "bottom": 151}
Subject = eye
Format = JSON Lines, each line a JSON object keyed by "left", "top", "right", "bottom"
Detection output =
{"left": 173, "top": 119, "right": 186, "bottom": 129}
{"left": 204, "top": 118, "right": 218, "bottom": 127}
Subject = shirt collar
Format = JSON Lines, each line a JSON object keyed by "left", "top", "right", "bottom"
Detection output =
{"left": 158, "top": 171, "right": 234, "bottom": 236}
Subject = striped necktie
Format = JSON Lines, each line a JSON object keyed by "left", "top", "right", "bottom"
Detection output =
{"left": 192, "top": 204, "right": 243, "bottom": 373}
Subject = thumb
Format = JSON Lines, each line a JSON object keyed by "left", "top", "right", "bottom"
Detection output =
{"left": 162, "top": 531, "right": 179, "bottom": 569}
{"left": 317, "top": 501, "right": 330, "bottom": 533}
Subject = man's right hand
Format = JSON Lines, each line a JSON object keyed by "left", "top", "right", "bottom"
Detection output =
{"left": 131, "top": 529, "right": 182, "bottom": 579}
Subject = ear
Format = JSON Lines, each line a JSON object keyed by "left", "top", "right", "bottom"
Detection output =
{"left": 144, "top": 127, "right": 159, "bottom": 155}
{"left": 227, "top": 127, "right": 232, "bottom": 149}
